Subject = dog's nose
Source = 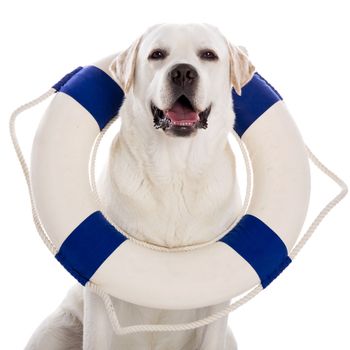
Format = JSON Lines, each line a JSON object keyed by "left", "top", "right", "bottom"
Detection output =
{"left": 169, "top": 64, "right": 198, "bottom": 88}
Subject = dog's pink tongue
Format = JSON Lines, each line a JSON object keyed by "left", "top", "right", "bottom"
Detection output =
{"left": 166, "top": 101, "right": 199, "bottom": 122}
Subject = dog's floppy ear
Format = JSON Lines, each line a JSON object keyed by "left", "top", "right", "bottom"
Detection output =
{"left": 109, "top": 36, "right": 143, "bottom": 93}
{"left": 227, "top": 42, "right": 255, "bottom": 96}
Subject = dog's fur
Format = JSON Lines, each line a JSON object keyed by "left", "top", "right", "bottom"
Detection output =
{"left": 25, "top": 23, "right": 255, "bottom": 350}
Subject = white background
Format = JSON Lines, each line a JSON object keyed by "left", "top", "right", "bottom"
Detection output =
{"left": 1, "top": 0, "right": 349, "bottom": 349}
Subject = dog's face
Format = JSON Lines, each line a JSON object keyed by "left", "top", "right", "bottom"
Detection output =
{"left": 110, "top": 23, "right": 254, "bottom": 138}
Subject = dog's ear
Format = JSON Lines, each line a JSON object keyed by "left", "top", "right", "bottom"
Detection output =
{"left": 109, "top": 36, "right": 143, "bottom": 93}
{"left": 227, "top": 42, "right": 255, "bottom": 96}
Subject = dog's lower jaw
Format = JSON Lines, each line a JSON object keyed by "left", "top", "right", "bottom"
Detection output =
{"left": 163, "top": 125, "right": 198, "bottom": 138}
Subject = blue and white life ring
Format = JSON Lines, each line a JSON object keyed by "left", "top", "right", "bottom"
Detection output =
{"left": 30, "top": 55, "right": 311, "bottom": 310}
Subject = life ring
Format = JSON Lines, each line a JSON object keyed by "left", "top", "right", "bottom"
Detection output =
{"left": 30, "top": 54, "right": 311, "bottom": 310}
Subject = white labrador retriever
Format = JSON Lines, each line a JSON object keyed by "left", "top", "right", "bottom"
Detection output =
{"left": 25, "top": 23, "right": 255, "bottom": 350}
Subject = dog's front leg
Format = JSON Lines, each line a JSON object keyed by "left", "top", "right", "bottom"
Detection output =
{"left": 24, "top": 284, "right": 84, "bottom": 350}
{"left": 197, "top": 301, "right": 238, "bottom": 350}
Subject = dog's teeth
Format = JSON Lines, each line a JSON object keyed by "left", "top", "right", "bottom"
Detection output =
{"left": 174, "top": 122, "right": 193, "bottom": 126}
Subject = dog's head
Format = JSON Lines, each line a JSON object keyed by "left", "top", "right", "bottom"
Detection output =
{"left": 109, "top": 23, "right": 255, "bottom": 138}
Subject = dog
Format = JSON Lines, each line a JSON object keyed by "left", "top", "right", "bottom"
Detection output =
{"left": 25, "top": 23, "right": 255, "bottom": 350}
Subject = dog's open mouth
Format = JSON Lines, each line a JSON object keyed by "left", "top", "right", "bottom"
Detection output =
{"left": 151, "top": 95, "right": 211, "bottom": 135}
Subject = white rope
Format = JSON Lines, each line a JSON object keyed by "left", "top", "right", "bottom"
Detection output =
{"left": 87, "top": 281, "right": 263, "bottom": 335}
{"left": 9, "top": 88, "right": 58, "bottom": 255}
{"left": 9, "top": 89, "right": 348, "bottom": 335}
{"left": 289, "top": 145, "right": 348, "bottom": 259}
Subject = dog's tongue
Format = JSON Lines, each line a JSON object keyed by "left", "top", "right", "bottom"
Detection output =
{"left": 166, "top": 101, "right": 199, "bottom": 123}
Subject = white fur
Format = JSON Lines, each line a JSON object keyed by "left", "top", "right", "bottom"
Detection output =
{"left": 25, "top": 23, "right": 254, "bottom": 349}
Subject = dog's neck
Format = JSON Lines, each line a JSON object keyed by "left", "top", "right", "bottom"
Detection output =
{"left": 97, "top": 99, "right": 242, "bottom": 247}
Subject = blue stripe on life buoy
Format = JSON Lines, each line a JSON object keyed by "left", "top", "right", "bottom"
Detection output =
{"left": 54, "top": 66, "right": 124, "bottom": 130}
{"left": 52, "top": 66, "right": 84, "bottom": 91}
{"left": 233, "top": 73, "right": 283, "bottom": 138}
{"left": 55, "top": 211, "right": 127, "bottom": 285}
{"left": 220, "top": 214, "right": 291, "bottom": 288}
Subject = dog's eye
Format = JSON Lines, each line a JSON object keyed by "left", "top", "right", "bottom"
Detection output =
{"left": 200, "top": 50, "right": 218, "bottom": 61}
{"left": 148, "top": 49, "right": 167, "bottom": 60}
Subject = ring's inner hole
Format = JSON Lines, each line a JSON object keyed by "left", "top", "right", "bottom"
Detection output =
{"left": 93, "top": 120, "right": 248, "bottom": 249}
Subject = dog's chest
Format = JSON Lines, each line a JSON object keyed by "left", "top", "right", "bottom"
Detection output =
{"left": 98, "top": 142, "right": 241, "bottom": 247}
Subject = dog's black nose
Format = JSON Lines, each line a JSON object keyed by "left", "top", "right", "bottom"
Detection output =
{"left": 169, "top": 64, "right": 198, "bottom": 88}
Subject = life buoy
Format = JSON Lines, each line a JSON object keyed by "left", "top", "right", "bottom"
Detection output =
{"left": 30, "top": 55, "right": 311, "bottom": 310}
